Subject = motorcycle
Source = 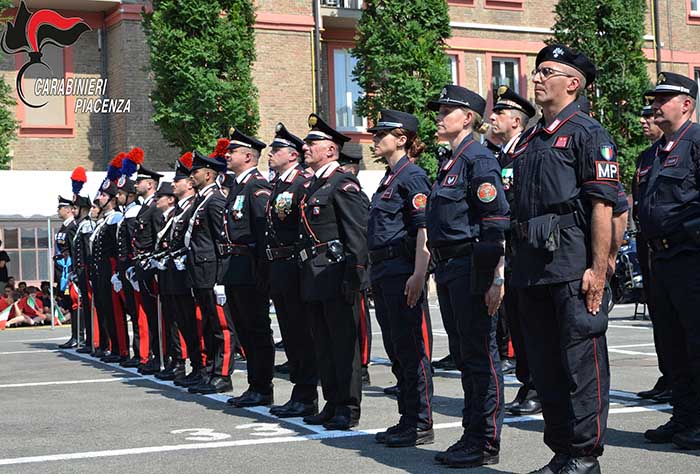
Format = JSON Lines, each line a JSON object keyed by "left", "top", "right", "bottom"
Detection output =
{"left": 608, "top": 230, "right": 645, "bottom": 312}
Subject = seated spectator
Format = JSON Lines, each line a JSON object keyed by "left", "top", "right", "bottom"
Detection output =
{"left": 6, "top": 277, "right": 15, "bottom": 290}
{"left": 5, "top": 286, "right": 47, "bottom": 327}
{"left": 17, "top": 281, "right": 27, "bottom": 293}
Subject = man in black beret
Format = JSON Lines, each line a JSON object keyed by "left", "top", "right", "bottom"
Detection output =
{"left": 511, "top": 45, "right": 617, "bottom": 473}
{"left": 637, "top": 71, "right": 700, "bottom": 450}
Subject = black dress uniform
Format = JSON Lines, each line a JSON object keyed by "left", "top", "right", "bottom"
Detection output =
{"left": 132, "top": 166, "right": 164, "bottom": 372}
{"left": 186, "top": 151, "right": 235, "bottom": 394}
{"left": 265, "top": 124, "right": 319, "bottom": 417}
{"left": 490, "top": 86, "right": 540, "bottom": 416}
{"left": 71, "top": 195, "right": 95, "bottom": 352}
{"left": 637, "top": 72, "right": 700, "bottom": 449}
{"left": 426, "top": 86, "right": 509, "bottom": 465}
{"left": 511, "top": 46, "right": 617, "bottom": 468}
{"left": 55, "top": 197, "right": 78, "bottom": 346}
{"left": 220, "top": 129, "right": 275, "bottom": 407}
{"left": 367, "top": 110, "right": 435, "bottom": 447}
{"left": 298, "top": 114, "right": 368, "bottom": 430}
{"left": 115, "top": 177, "right": 145, "bottom": 366}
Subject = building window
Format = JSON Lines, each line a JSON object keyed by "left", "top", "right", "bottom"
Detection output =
{"left": 333, "top": 48, "right": 366, "bottom": 132}
{"left": 491, "top": 57, "right": 520, "bottom": 95}
{"left": 0, "top": 223, "right": 54, "bottom": 283}
{"left": 448, "top": 55, "right": 458, "bottom": 84}
{"left": 321, "top": 0, "right": 363, "bottom": 8}
{"left": 19, "top": 45, "right": 67, "bottom": 127}
{"left": 484, "top": 0, "right": 524, "bottom": 10}
{"left": 692, "top": 0, "right": 700, "bottom": 14}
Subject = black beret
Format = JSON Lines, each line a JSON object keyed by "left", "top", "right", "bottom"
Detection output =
{"left": 228, "top": 127, "right": 266, "bottom": 152}
{"left": 367, "top": 109, "right": 419, "bottom": 133}
{"left": 155, "top": 181, "right": 175, "bottom": 198}
{"left": 492, "top": 85, "right": 536, "bottom": 118}
{"left": 427, "top": 84, "right": 486, "bottom": 116}
{"left": 339, "top": 151, "right": 362, "bottom": 165}
{"left": 304, "top": 113, "right": 351, "bottom": 146}
{"left": 646, "top": 71, "right": 698, "bottom": 98}
{"left": 536, "top": 44, "right": 596, "bottom": 86}
{"left": 271, "top": 122, "right": 304, "bottom": 155}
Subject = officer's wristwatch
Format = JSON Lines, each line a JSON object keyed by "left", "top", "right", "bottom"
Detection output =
{"left": 492, "top": 276, "right": 505, "bottom": 286}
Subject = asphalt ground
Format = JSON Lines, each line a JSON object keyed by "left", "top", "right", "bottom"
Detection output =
{"left": 1, "top": 300, "right": 697, "bottom": 474}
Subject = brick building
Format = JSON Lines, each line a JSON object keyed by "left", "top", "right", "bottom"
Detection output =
{"left": 2, "top": 0, "right": 700, "bottom": 284}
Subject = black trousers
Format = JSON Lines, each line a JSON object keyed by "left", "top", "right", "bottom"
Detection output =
{"left": 169, "top": 291, "right": 202, "bottom": 369}
{"left": 138, "top": 276, "right": 160, "bottom": 359}
{"left": 503, "top": 272, "right": 535, "bottom": 394}
{"left": 76, "top": 272, "right": 90, "bottom": 343}
{"left": 226, "top": 286, "right": 274, "bottom": 394}
{"left": 193, "top": 288, "right": 234, "bottom": 377}
{"left": 435, "top": 256, "right": 503, "bottom": 451}
{"left": 496, "top": 307, "right": 511, "bottom": 360}
{"left": 651, "top": 251, "right": 700, "bottom": 426}
{"left": 518, "top": 281, "right": 610, "bottom": 458}
{"left": 308, "top": 296, "right": 362, "bottom": 420}
{"left": 160, "top": 293, "right": 183, "bottom": 361}
{"left": 271, "top": 272, "right": 317, "bottom": 403}
{"left": 94, "top": 264, "right": 128, "bottom": 356}
{"left": 373, "top": 275, "right": 433, "bottom": 430}
{"left": 637, "top": 234, "right": 670, "bottom": 382}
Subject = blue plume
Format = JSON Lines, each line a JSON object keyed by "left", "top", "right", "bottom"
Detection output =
{"left": 72, "top": 180, "right": 84, "bottom": 194}
{"left": 121, "top": 158, "right": 137, "bottom": 177}
{"left": 106, "top": 164, "right": 121, "bottom": 181}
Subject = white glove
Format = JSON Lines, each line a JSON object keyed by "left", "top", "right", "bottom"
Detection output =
{"left": 174, "top": 255, "right": 187, "bottom": 271}
{"left": 149, "top": 257, "right": 166, "bottom": 271}
{"left": 126, "top": 267, "right": 140, "bottom": 292}
{"left": 214, "top": 285, "right": 226, "bottom": 306}
{"left": 110, "top": 273, "right": 122, "bottom": 293}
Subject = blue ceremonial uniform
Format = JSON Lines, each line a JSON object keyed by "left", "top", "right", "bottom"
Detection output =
{"left": 511, "top": 98, "right": 619, "bottom": 458}
{"left": 426, "top": 135, "right": 509, "bottom": 452}
{"left": 637, "top": 119, "right": 700, "bottom": 432}
{"left": 368, "top": 155, "right": 433, "bottom": 431}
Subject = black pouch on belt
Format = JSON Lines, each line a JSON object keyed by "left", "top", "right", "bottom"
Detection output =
{"left": 682, "top": 215, "right": 700, "bottom": 245}
{"left": 527, "top": 213, "right": 560, "bottom": 252}
{"left": 470, "top": 242, "right": 504, "bottom": 295}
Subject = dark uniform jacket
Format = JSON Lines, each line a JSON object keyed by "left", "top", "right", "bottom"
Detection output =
{"left": 510, "top": 99, "right": 620, "bottom": 287}
{"left": 368, "top": 156, "right": 431, "bottom": 282}
{"left": 132, "top": 194, "right": 163, "bottom": 279}
{"left": 221, "top": 167, "right": 272, "bottom": 286}
{"left": 54, "top": 218, "right": 77, "bottom": 287}
{"left": 299, "top": 161, "right": 368, "bottom": 302}
{"left": 636, "top": 119, "right": 700, "bottom": 259}
{"left": 265, "top": 165, "right": 312, "bottom": 295}
{"left": 165, "top": 195, "right": 196, "bottom": 292}
{"left": 116, "top": 201, "right": 142, "bottom": 272}
{"left": 91, "top": 209, "right": 123, "bottom": 276}
{"left": 155, "top": 206, "right": 178, "bottom": 294}
{"left": 186, "top": 183, "right": 229, "bottom": 289}
{"left": 71, "top": 216, "right": 94, "bottom": 284}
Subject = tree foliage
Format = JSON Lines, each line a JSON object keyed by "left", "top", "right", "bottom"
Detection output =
{"left": 0, "top": 0, "right": 19, "bottom": 169}
{"left": 352, "top": 0, "right": 452, "bottom": 177}
{"left": 549, "top": 0, "right": 651, "bottom": 187}
{"left": 143, "top": 0, "right": 259, "bottom": 153}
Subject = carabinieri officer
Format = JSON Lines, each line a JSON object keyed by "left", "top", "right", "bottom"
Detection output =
{"left": 366, "top": 109, "right": 434, "bottom": 448}
{"left": 426, "top": 85, "right": 509, "bottom": 469}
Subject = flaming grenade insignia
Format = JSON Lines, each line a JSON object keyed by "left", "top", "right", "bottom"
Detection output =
{"left": 1, "top": 1, "right": 90, "bottom": 108}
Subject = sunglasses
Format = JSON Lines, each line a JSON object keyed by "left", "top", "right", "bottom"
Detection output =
{"left": 531, "top": 66, "right": 574, "bottom": 80}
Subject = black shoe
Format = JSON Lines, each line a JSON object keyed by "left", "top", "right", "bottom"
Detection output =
{"left": 432, "top": 354, "right": 456, "bottom": 370}
{"left": 58, "top": 338, "right": 78, "bottom": 349}
{"left": 652, "top": 389, "right": 672, "bottom": 403}
{"left": 442, "top": 445, "right": 499, "bottom": 468}
{"left": 385, "top": 426, "right": 434, "bottom": 447}
{"left": 501, "top": 358, "right": 516, "bottom": 375}
{"left": 120, "top": 357, "right": 141, "bottom": 368}
{"left": 434, "top": 436, "right": 467, "bottom": 464}
{"left": 644, "top": 419, "right": 688, "bottom": 443}
{"left": 274, "top": 340, "right": 285, "bottom": 349}
{"left": 155, "top": 361, "right": 185, "bottom": 381}
{"left": 76, "top": 345, "right": 92, "bottom": 354}
{"left": 233, "top": 352, "right": 246, "bottom": 361}
{"left": 323, "top": 414, "right": 358, "bottom": 431}
{"left": 558, "top": 456, "right": 600, "bottom": 474}
{"left": 102, "top": 353, "right": 122, "bottom": 363}
{"left": 271, "top": 400, "right": 318, "bottom": 418}
{"left": 508, "top": 398, "right": 542, "bottom": 416}
{"left": 176, "top": 369, "right": 206, "bottom": 387}
{"left": 375, "top": 423, "right": 405, "bottom": 444}
{"left": 361, "top": 366, "right": 371, "bottom": 387}
{"left": 383, "top": 385, "right": 400, "bottom": 397}
{"left": 672, "top": 425, "right": 700, "bottom": 450}
{"left": 505, "top": 385, "right": 530, "bottom": 411}
{"left": 275, "top": 361, "right": 290, "bottom": 374}
{"left": 303, "top": 404, "right": 335, "bottom": 425}
{"left": 92, "top": 349, "right": 106, "bottom": 358}
{"left": 189, "top": 376, "right": 233, "bottom": 394}
{"left": 637, "top": 377, "right": 668, "bottom": 399}
{"left": 528, "top": 453, "right": 571, "bottom": 474}
{"left": 139, "top": 359, "right": 161, "bottom": 375}
{"left": 226, "top": 389, "right": 273, "bottom": 407}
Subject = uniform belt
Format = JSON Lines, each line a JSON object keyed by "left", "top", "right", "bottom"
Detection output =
{"left": 430, "top": 240, "right": 474, "bottom": 263}
{"left": 648, "top": 233, "right": 691, "bottom": 252}
{"left": 266, "top": 245, "right": 297, "bottom": 261}
{"left": 512, "top": 211, "right": 580, "bottom": 240}
{"left": 369, "top": 242, "right": 408, "bottom": 264}
{"left": 298, "top": 240, "right": 343, "bottom": 263}
{"left": 217, "top": 243, "right": 253, "bottom": 256}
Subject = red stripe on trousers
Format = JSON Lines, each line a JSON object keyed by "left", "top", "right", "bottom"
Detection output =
{"left": 179, "top": 330, "right": 188, "bottom": 361}
{"left": 421, "top": 309, "right": 431, "bottom": 361}
{"left": 109, "top": 258, "right": 128, "bottom": 356}
{"left": 359, "top": 295, "right": 369, "bottom": 365}
{"left": 485, "top": 335, "right": 501, "bottom": 443}
{"left": 195, "top": 305, "right": 207, "bottom": 366}
{"left": 215, "top": 304, "right": 231, "bottom": 374}
{"left": 87, "top": 284, "right": 100, "bottom": 349}
{"left": 591, "top": 338, "right": 602, "bottom": 453}
{"left": 132, "top": 290, "right": 150, "bottom": 364}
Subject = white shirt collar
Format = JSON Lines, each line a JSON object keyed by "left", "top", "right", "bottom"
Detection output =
{"left": 314, "top": 161, "right": 339, "bottom": 178}
{"left": 62, "top": 216, "right": 74, "bottom": 226}
{"left": 278, "top": 166, "right": 297, "bottom": 182}
{"left": 162, "top": 206, "right": 175, "bottom": 219}
{"left": 502, "top": 132, "right": 523, "bottom": 155}
{"left": 178, "top": 195, "right": 195, "bottom": 208}
{"left": 198, "top": 183, "right": 217, "bottom": 196}
{"left": 141, "top": 192, "right": 155, "bottom": 206}
{"left": 235, "top": 166, "right": 257, "bottom": 184}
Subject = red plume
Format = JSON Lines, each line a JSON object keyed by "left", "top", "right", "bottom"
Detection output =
{"left": 210, "top": 138, "right": 230, "bottom": 158}
{"left": 110, "top": 152, "right": 127, "bottom": 169}
{"left": 127, "top": 147, "right": 144, "bottom": 165}
{"left": 179, "top": 151, "right": 193, "bottom": 169}
{"left": 71, "top": 166, "right": 87, "bottom": 183}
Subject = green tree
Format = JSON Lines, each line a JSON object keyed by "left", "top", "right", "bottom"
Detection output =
{"left": 0, "top": 0, "right": 19, "bottom": 169}
{"left": 352, "top": 0, "right": 452, "bottom": 177}
{"left": 549, "top": 0, "right": 651, "bottom": 187}
{"left": 143, "top": 0, "right": 259, "bottom": 153}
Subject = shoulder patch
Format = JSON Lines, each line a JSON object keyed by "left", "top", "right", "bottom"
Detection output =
{"left": 477, "top": 182, "right": 497, "bottom": 203}
{"left": 342, "top": 182, "right": 360, "bottom": 193}
{"left": 442, "top": 174, "right": 458, "bottom": 187}
{"left": 595, "top": 161, "right": 620, "bottom": 181}
{"left": 600, "top": 144, "right": 615, "bottom": 161}
{"left": 553, "top": 135, "right": 570, "bottom": 149}
{"left": 254, "top": 189, "right": 271, "bottom": 197}
{"left": 412, "top": 193, "right": 428, "bottom": 210}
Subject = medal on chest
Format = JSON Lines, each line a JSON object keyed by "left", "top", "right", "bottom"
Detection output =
{"left": 501, "top": 168, "right": 514, "bottom": 191}
{"left": 232, "top": 195, "right": 245, "bottom": 220}
{"left": 274, "top": 192, "right": 294, "bottom": 220}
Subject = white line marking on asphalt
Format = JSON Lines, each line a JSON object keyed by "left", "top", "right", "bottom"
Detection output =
{"left": 608, "top": 349, "right": 657, "bottom": 356}
{"left": 609, "top": 343, "right": 655, "bottom": 349}
{"left": 0, "top": 349, "right": 59, "bottom": 355}
{"left": 0, "top": 403, "right": 672, "bottom": 467}
{"left": 608, "top": 324, "right": 651, "bottom": 330}
{"left": 12, "top": 336, "right": 69, "bottom": 343}
{"left": 0, "top": 377, "right": 130, "bottom": 388}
